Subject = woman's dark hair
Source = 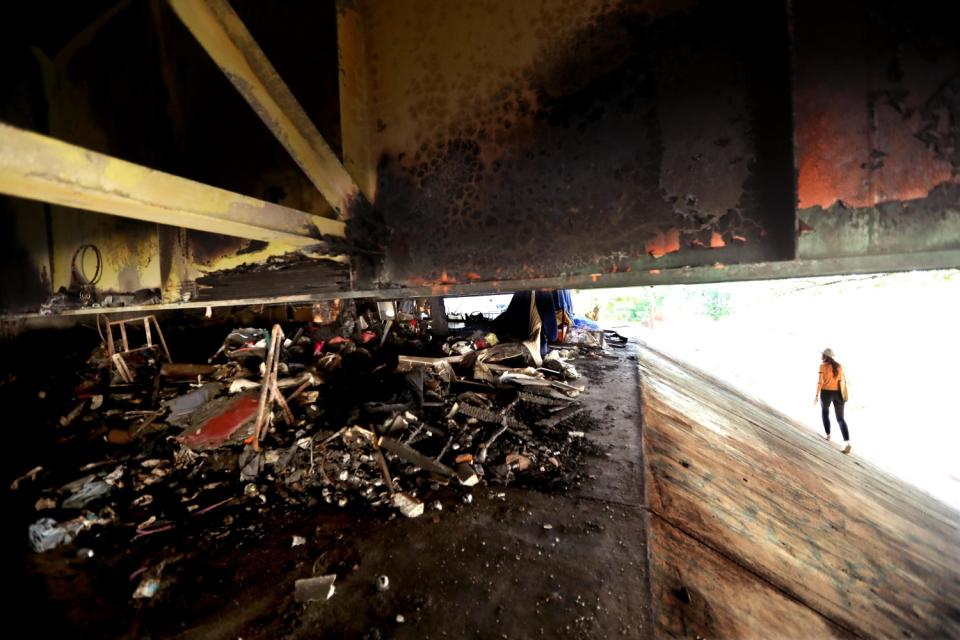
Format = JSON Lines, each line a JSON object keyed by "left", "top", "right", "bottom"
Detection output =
{"left": 823, "top": 355, "right": 840, "bottom": 376}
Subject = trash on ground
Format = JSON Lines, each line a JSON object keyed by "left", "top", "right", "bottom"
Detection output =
{"left": 295, "top": 574, "right": 337, "bottom": 602}
{"left": 15, "top": 291, "right": 605, "bottom": 567}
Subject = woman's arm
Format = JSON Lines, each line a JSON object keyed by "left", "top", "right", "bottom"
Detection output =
{"left": 814, "top": 367, "right": 822, "bottom": 403}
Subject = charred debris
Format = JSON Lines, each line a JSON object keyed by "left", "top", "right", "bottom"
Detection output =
{"left": 11, "top": 294, "right": 627, "bottom": 597}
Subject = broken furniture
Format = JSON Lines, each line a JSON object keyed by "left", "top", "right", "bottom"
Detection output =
{"left": 101, "top": 315, "right": 171, "bottom": 383}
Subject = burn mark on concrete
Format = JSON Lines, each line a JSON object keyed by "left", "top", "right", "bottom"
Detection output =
{"left": 188, "top": 231, "right": 264, "bottom": 267}
{"left": 370, "top": 0, "right": 795, "bottom": 284}
{"left": 916, "top": 72, "right": 960, "bottom": 175}
{"left": 794, "top": 0, "right": 960, "bottom": 210}
{"left": 236, "top": 239, "right": 269, "bottom": 255}
{"left": 193, "top": 253, "right": 350, "bottom": 301}
{"left": 343, "top": 190, "right": 386, "bottom": 287}
{"left": 0, "top": 197, "right": 52, "bottom": 312}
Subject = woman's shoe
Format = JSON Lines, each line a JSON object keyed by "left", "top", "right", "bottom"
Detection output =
{"left": 842, "top": 442, "right": 851, "bottom": 454}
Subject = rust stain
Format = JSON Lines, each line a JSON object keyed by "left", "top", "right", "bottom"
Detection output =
{"left": 794, "top": 0, "right": 960, "bottom": 210}
{"left": 646, "top": 229, "right": 682, "bottom": 259}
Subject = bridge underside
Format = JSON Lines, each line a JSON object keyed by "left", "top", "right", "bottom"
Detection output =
{"left": 2, "top": 0, "right": 959, "bottom": 315}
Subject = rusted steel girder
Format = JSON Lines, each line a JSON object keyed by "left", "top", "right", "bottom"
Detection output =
{"left": 169, "top": 0, "right": 368, "bottom": 221}
{"left": 0, "top": 123, "right": 345, "bottom": 247}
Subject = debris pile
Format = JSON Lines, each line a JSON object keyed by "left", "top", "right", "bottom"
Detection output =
{"left": 12, "top": 298, "right": 606, "bottom": 562}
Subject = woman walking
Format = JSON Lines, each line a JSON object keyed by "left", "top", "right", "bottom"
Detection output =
{"left": 815, "top": 348, "right": 851, "bottom": 453}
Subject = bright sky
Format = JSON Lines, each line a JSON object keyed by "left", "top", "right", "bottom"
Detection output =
{"left": 575, "top": 271, "right": 960, "bottom": 510}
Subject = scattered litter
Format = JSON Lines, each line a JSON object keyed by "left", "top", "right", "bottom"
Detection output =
{"left": 10, "top": 466, "right": 43, "bottom": 491}
{"left": 376, "top": 575, "right": 390, "bottom": 592}
{"left": 28, "top": 518, "right": 77, "bottom": 552}
{"left": 131, "top": 495, "right": 153, "bottom": 507}
{"left": 295, "top": 574, "right": 336, "bottom": 602}
{"left": 133, "top": 577, "right": 160, "bottom": 599}
{"left": 229, "top": 379, "right": 259, "bottom": 394}
{"left": 59, "top": 400, "right": 87, "bottom": 428}
{"left": 28, "top": 512, "right": 112, "bottom": 552}
{"left": 164, "top": 383, "right": 222, "bottom": 424}
{"left": 62, "top": 479, "right": 112, "bottom": 509}
{"left": 18, "top": 291, "right": 603, "bottom": 565}
{"left": 392, "top": 492, "right": 424, "bottom": 518}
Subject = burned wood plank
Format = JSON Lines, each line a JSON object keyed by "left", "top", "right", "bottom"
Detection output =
{"left": 454, "top": 460, "right": 479, "bottom": 486}
{"left": 457, "top": 403, "right": 524, "bottom": 430}
{"left": 518, "top": 385, "right": 575, "bottom": 402}
{"left": 159, "top": 363, "right": 217, "bottom": 380}
{"left": 519, "top": 392, "right": 572, "bottom": 408}
{"left": 377, "top": 436, "right": 454, "bottom": 477}
{"left": 537, "top": 405, "right": 585, "bottom": 429}
{"left": 476, "top": 423, "right": 509, "bottom": 464}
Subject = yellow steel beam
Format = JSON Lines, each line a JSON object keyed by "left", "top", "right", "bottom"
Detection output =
{"left": 337, "top": 2, "right": 377, "bottom": 202}
{"left": 0, "top": 123, "right": 345, "bottom": 247}
{"left": 169, "top": 0, "right": 366, "bottom": 220}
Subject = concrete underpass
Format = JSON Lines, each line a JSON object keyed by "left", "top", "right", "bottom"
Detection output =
{"left": 2, "top": 1, "right": 959, "bottom": 638}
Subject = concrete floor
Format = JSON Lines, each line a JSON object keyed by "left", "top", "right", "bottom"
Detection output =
{"left": 12, "top": 343, "right": 651, "bottom": 640}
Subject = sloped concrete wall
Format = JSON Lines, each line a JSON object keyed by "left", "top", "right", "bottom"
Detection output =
{"left": 638, "top": 343, "right": 960, "bottom": 638}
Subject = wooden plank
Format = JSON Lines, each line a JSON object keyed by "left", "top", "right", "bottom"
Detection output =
{"left": 150, "top": 316, "right": 172, "bottom": 362}
{"left": 647, "top": 514, "right": 853, "bottom": 639}
{"left": 537, "top": 404, "right": 585, "bottom": 429}
{"left": 105, "top": 323, "right": 115, "bottom": 357}
{"left": 159, "top": 363, "right": 216, "bottom": 379}
{"left": 638, "top": 341, "right": 960, "bottom": 638}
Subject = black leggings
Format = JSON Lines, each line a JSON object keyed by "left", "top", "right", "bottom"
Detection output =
{"left": 820, "top": 390, "right": 850, "bottom": 440}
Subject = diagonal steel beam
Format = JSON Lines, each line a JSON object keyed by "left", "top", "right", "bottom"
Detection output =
{"left": 0, "top": 123, "right": 345, "bottom": 247}
{"left": 169, "top": 0, "right": 367, "bottom": 220}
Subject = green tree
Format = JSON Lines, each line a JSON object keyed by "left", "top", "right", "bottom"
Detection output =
{"left": 699, "top": 289, "right": 733, "bottom": 320}
{"left": 604, "top": 291, "right": 665, "bottom": 323}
